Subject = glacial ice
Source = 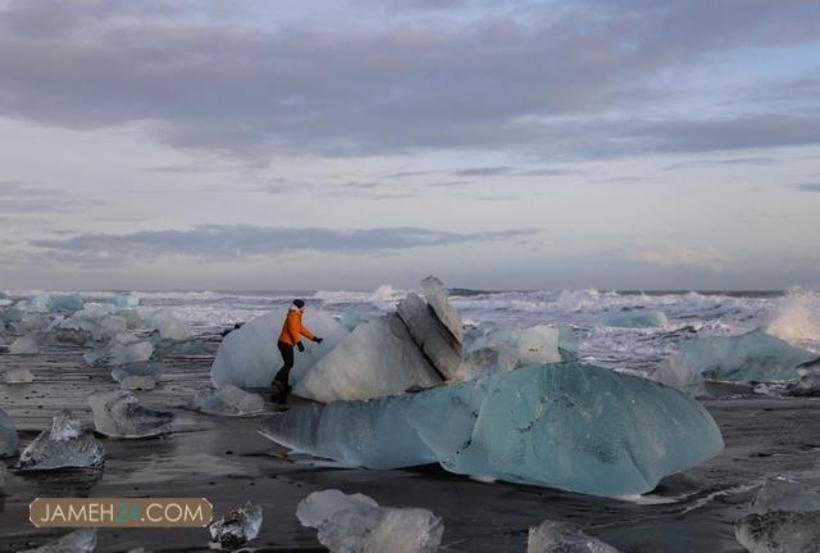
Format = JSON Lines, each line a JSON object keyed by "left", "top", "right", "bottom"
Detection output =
{"left": 190, "top": 384, "right": 265, "bottom": 416}
{"left": 296, "top": 489, "right": 444, "bottom": 553}
{"left": 109, "top": 292, "right": 140, "bottom": 308}
{"left": 22, "top": 293, "right": 52, "bottom": 312}
{"left": 600, "top": 310, "right": 668, "bottom": 328}
{"left": 422, "top": 275, "right": 464, "bottom": 343}
{"left": 143, "top": 309, "right": 191, "bottom": 341}
{"left": 211, "top": 309, "right": 349, "bottom": 389}
{"left": 18, "top": 529, "right": 97, "bottom": 553}
{"left": 49, "top": 294, "right": 84, "bottom": 313}
{"left": 751, "top": 478, "right": 820, "bottom": 514}
{"left": 457, "top": 323, "right": 577, "bottom": 381}
{"left": 208, "top": 500, "right": 263, "bottom": 549}
{"left": 17, "top": 410, "right": 105, "bottom": 471}
{"left": 88, "top": 390, "right": 174, "bottom": 438}
{"left": 60, "top": 304, "right": 128, "bottom": 342}
{"left": 261, "top": 362, "right": 724, "bottom": 498}
{"left": 84, "top": 337, "right": 154, "bottom": 367}
{"left": 293, "top": 313, "right": 442, "bottom": 403}
{"left": 397, "top": 292, "right": 462, "bottom": 380}
{"left": 528, "top": 520, "right": 621, "bottom": 553}
{"left": 9, "top": 335, "right": 39, "bottom": 354}
{"left": 0, "top": 407, "right": 19, "bottom": 457}
{"left": 4, "top": 367, "right": 35, "bottom": 384}
{"left": 735, "top": 511, "right": 820, "bottom": 553}
{"left": 111, "top": 362, "right": 166, "bottom": 387}
{"left": 655, "top": 331, "right": 818, "bottom": 395}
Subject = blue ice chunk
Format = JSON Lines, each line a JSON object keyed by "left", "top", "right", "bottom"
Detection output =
{"left": 49, "top": 294, "right": 84, "bottom": 312}
{"left": 109, "top": 292, "right": 140, "bottom": 308}
{"left": 260, "top": 362, "right": 724, "bottom": 498}
{"left": 600, "top": 310, "right": 668, "bottom": 328}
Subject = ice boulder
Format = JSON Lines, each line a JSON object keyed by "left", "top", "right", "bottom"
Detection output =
{"left": 528, "top": 519, "right": 621, "bottom": 553}
{"left": 19, "top": 529, "right": 97, "bottom": 553}
{"left": 109, "top": 292, "right": 140, "bottom": 308}
{"left": 456, "top": 323, "right": 576, "bottom": 381}
{"left": 293, "top": 313, "right": 442, "bottom": 403}
{"left": 17, "top": 410, "right": 105, "bottom": 471}
{"left": 21, "top": 293, "right": 52, "bottom": 312}
{"left": 1, "top": 407, "right": 19, "bottom": 457}
{"left": 60, "top": 304, "right": 128, "bottom": 342}
{"left": 9, "top": 335, "right": 38, "bottom": 354}
{"left": 655, "top": 331, "right": 818, "bottom": 395}
{"left": 190, "top": 385, "right": 265, "bottom": 416}
{"left": 211, "top": 309, "right": 349, "bottom": 389}
{"left": 735, "top": 511, "right": 820, "bottom": 553}
{"left": 49, "top": 294, "right": 84, "bottom": 312}
{"left": 600, "top": 310, "right": 668, "bottom": 329}
{"left": 751, "top": 478, "right": 820, "bottom": 514}
{"left": 262, "top": 362, "right": 724, "bottom": 498}
{"left": 84, "top": 337, "right": 154, "bottom": 367}
{"left": 397, "top": 292, "right": 462, "bottom": 380}
{"left": 144, "top": 309, "right": 191, "bottom": 341}
{"left": 4, "top": 367, "right": 34, "bottom": 384}
{"left": 208, "top": 501, "right": 262, "bottom": 549}
{"left": 89, "top": 390, "right": 174, "bottom": 438}
{"left": 296, "top": 489, "right": 443, "bottom": 553}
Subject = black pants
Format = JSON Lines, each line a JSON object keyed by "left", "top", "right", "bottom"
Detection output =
{"left": 273, "top": 341, "right": 294, "bottom": 389}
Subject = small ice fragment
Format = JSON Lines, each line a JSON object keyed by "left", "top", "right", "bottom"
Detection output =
{"left": 120, "top": 375, "right": 157, "bottom": 391}
{"left": 528, "top": 520, "right": 621, "bottom": 553}
{"left": 3, "top": 367, "right": 34, "bottom": 384}
{"left": 190, "top": 385, "right": 265, "bottom": 416}
{"left": 600, "top": 310, "right": 668, "bottom": 328}
{"left": 735, "top": 511, "right": 820, "bottom": 553}
{"left": 18, "top": 529, "right": 97, "bottom": 553}
{"left": 9, "top": 335, "right": 38, "bottom": 354}
{"left": 0, "top": 407, "right": 19, "bottom": 457}
{"left": 208, "top": 500, "right": 263, "bottom": 550}
{"left": 109, "top": 292, "right": 140, "bottom": 308}
{"left": 297, "top": 489, "right": 443, "bottom": 553}
{"left": 84, "top": 339, "right": 154, "bottom": 367}
{"left": 17, "top": 411, "right": 104, "bottom": 471}
{"left": 751, "top": 478, "right": 820, "bottom": 514}
{"left": 88, "top": 390, "right": 174, "bottom": 439}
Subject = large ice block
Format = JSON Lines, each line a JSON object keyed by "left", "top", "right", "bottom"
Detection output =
{"left": 143, "top": 309, "right": 191, "bottom": 341}
{"left": 735, "top": 511, "right": 820, "bottom": 553}
{"left": 293, "top": 313, "right": 442, "bottom": 403}
{"left": 422, "top": 276, "right": 463, "bottom": 343}
{"left": 456, "top": 323, "right": 576, "bottom": 381}
{"left": 397, "top": 292, "right": 462, "bottom": 380}
{"left": 261, "top": 363, "right": 724, "bottom": 498}
{"left": 600, "top": 310, "right": 668, "bottom": 328}
{"left": 655, "top": 331, "right": 818, "bottom": 395}
{"left": 0, "top": 407, "right": 19, "bottom": 457}
{"left": 528, "top": 519, "right": 621, "bottom": 553}
{"left": 211, "top": 309, "right": 349, "bottom": 389}
{"left": 19, "top": 529, "right": 97, "bottom": 553}
{"left": 296, "top": 489, "right": 443, "bottom": 553}
{"left": 17, "top": 410, "right": 105, "bottom": 471}
{"left": 89, "top": 390, "right": 174, "bottom": 438}
{"left": 49, "top": 294, "right": 84, "bottom": 313}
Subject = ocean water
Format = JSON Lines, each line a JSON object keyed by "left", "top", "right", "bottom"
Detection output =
{"left": 10, "top": 286, "right": 820, "bottom": 374}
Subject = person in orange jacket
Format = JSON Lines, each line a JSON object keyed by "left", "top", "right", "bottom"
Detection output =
{"left": 271, "top": 299, "right": 323, "bottom": 403}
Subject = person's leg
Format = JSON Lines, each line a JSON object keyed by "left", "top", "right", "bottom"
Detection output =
{"left": 272, "top": 341, "right": 294, "bottom": 402}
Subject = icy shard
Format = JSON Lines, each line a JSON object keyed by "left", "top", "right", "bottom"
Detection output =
{"left": 262, "top": 363, "right": 724, "bottom": 498}
{"left": 17, "top": 411, "right": 105, "bottom": 471}
{"left": 0, "top": 407, "right": 19, "bottom": 457}
{"left": 209, "top": 501, "right": 263, "bottom": 550}
{"left": 397, "top": 292, "right": 462, "bottom": 380}
{"left": 600, "top": 310, "right": 668, "bottom": 328}
{"left": 293, "top": 313, "right": 442, "bottom": 403}
{"left": 190, "top": 385, "right": 265, "bottom": 416}
{"left": 422, "top": 276, "right": 463, "bottom": 343}
{"left": 528, "top": 520, "right": 621, "bottom": 553}
{"left": 19, "top": 529, "right": 97, "bottom": 553}
{"left": 89, "top": 390, "right": 174, "bottom": 438}
{"left": 735, "top": 511, "right": 820, "bottom": 553}
{"left": 457, "top": 323, "right": 576, "bottom": 381}
{"left": 211, "top": 309, "right": 349, "bottom": 389}
{"left": 297, "top": 489, "right": 444, "bottom": 553}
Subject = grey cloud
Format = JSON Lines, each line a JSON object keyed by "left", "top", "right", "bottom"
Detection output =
{"left": 664, "top": 157, "right": 779, "bottom": 171}
{"left": 0, "top": 0, "right": 817, "bottom": 159}
{"left": 453, "top": 167, "right": 512, "bottom": 177}
{"left": 0, "top": 180, "right": 102, "bottom": 213}
{"left": 30, "top": 224, "right": 538, "bottom": 262}
{"left": 795, "top": 183, "right": 820, "bottom": 192}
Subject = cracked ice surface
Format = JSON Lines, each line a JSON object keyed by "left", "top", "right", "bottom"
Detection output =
{"left": 211, "top": 310, "right": 349, "bottom": 389}
{"left": 208, "top": 501, "right": 262, "bottom": 549}
{"left": 89, "top": 390, "right": 174, "bottom": 438}
{"left": 262, "top": 363, "right": 724, "bottom": 498}
{"left": 17, "top": 411, "right": 104, "bottom": 471}
{"left": 19, "top": 529, "right": 97, "bottom": 553}
{"left": 528, "top": 520, "right": 621, "bottom": 553}
{"left": 293, "top": 313, "right": 442, "bottom": 403}
{"left": 297, "top": 489, "right": 443, "bottom": 553}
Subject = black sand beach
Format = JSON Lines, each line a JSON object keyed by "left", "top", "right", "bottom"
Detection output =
{"left": 2, "top": 346, "right": 820, "bottom": 552}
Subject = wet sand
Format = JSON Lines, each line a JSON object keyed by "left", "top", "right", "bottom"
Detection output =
{"left": 2, "top": 346, "right": 820, "bottom": 552}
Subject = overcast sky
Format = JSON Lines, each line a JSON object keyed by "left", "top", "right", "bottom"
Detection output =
{"left": 1, "top": 0, "right": 820, "bottom": 291}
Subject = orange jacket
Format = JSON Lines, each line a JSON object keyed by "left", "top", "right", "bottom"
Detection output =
{"left": 278, "top": 306, "right": 316, "bottom": 346}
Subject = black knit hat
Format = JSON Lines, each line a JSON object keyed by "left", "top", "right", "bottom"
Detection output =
{"left": 293, "top": 299, "right": 306, "bottom": 308}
